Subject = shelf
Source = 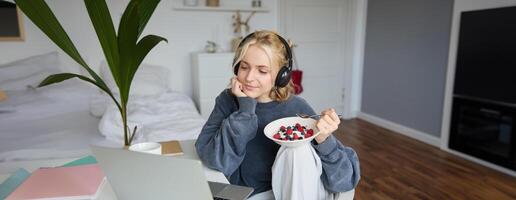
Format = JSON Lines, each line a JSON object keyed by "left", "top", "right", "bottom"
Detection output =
{"left": 172, "top": 1, "right": 269, "bottom": 12}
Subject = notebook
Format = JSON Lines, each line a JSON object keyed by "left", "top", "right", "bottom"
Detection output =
{"left": 60, "top": 155, "right": 97, "bottom": 167}
{"left": 6, "top": 164, "right": 106, "bottom": 200}
{"left": 0, "top": 168, "right": 31, "bottom": 200}
{"left": 160, "top": 140, "right": 184, "bottom": 156}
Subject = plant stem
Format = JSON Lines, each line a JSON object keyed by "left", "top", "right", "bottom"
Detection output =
{"left": 121, "top": 102, "right": 129, "bottom": 146}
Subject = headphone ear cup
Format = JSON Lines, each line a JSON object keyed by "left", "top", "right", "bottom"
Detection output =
{"left": 275, "top": 66, "right": 291, "bottom": 87}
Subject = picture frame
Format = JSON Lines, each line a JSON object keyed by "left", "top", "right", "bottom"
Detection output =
{"left": 0, "top": 1, "right": 25, "bottom": 41}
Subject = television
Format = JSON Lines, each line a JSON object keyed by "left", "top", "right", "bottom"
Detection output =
{"left": 454, "top": 6, "right": 516, "bottom": 104}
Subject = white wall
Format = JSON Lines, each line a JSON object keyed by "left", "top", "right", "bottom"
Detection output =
{"left": 0, "top": 0, "right": 278, "bottom": 96}
{"left": 440, "top": 0, "right": 516, "bottom": 176}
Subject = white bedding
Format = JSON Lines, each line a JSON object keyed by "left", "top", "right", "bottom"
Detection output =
{"left": 97, "top": 90, "right": 206, "bottom": 143}
{"left": 0, "top": 81, "right": 108, "bottom": 162}
{"left": 0, "top": 81, "right": 205, "bottom": 162}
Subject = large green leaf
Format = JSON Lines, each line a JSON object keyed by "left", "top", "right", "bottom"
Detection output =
{"left": 128, "top": 34, "right": 167, "bottom": 84}
{"left": 134, "top": 0, "right": 160, "bottom": 38}
{"left": 117, "top": 0, "right": 140, "bottom": 105}
{"left": 84, "top": 0, "right": 121, "bottom": 87}
{"left": 15, "top": 0, "right": 112, "bottom": 98}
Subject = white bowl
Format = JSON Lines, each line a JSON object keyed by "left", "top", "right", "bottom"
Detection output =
{"left": 128, "top": 142, "right": 162, "bottom": 155}
{"left": 264, "top": 117, "right": 320, "bottom": 148}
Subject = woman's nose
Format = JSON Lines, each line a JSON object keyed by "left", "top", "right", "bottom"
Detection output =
{"left": 245, "top": 69, "right": 256, "bottom": 81}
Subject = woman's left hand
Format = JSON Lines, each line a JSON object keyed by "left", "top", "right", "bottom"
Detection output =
{"left": 315, "top": 108, "right": 341, "bottom": 144}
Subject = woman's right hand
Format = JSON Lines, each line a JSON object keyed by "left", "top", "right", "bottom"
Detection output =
{"left": 231, "top": 77, "right": 248, "bottom": 97}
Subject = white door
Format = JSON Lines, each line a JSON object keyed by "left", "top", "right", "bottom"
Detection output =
{"left": 280, "top": 0, "right": 355, "bottom": 118}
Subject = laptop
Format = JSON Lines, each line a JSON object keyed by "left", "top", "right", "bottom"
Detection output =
{"left": 91, "top": 146, "right": 254, "bottom": 200}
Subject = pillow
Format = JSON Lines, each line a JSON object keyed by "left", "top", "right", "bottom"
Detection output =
{"left": 0, "top": 52, "right": 60, "bottom": 91}
{"left": 99, "top": 61, "right": 169, "bottom": 97}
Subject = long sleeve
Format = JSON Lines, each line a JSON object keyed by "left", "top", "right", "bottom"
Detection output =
{"left": 299, "top": 100, "right": 361, "bottom": 193}
{"left": 195, "top": 92, "right": 259, "bottom": 177}
{"left": 312, "top": 135, "right": 361, "bottom": 193}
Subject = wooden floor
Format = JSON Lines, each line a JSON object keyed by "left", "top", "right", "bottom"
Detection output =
{"left": 333, "top": 119, "right": 516, "bottom": 200}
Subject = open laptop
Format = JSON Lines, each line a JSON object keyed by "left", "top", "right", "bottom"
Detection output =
{"left": 91, "top": 146, "right": 253, "bottom": 200}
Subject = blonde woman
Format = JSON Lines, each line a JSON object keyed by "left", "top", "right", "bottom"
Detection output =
{"left": 195, "top": 30, "right": 359, "bottom": 198}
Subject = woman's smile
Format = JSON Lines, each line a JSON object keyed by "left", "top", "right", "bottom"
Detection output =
{"left": 244, "top": 84, "right": 258, "bottom": 91}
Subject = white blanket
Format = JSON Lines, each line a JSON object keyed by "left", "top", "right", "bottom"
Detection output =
{"left": 98, "top": 90, "right": 205, "bottom": 143}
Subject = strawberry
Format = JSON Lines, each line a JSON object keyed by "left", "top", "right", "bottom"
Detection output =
{"left": 273, "top": 133, "right": 281, "bottom": 139}
{"left": 293, "top": 133, "right": 299, "bottom": 140}
{"left": 286, "top": 129, "right": 293, "bottom": 135}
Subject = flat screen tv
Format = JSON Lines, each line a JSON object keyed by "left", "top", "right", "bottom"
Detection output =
{"left": 454, "top": 6, "right": 516, "bottom": 104}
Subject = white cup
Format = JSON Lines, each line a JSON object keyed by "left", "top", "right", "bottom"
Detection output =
{"left": 128, "top": 142, "right": 162, "bottom": 155}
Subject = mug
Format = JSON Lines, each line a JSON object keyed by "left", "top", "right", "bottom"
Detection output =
{"left": 128, "top": 142, "right": 162, "bottom": 155}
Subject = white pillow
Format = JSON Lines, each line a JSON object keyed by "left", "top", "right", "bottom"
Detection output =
{"left": 99, "top": 61, "right": 169, "bottom": 97}
{"left": 0, "top": 52, "right": 60, "bottom": 91}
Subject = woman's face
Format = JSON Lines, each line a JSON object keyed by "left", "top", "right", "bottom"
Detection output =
{"left": 237, "top": 45, "right": 277, "bottom": 102}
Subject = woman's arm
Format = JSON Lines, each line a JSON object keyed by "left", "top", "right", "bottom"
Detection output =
{"left": 312, "top": 136, "right": 361, "bottom": 193}
{"left": 298, "top": 100, "right": 360, "bottom": 192}
{"left": 195, "top": 91, "right": 258, "bottom": 176}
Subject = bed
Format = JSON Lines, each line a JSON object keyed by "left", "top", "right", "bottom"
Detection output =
{"left": 0, "top": 52, "right": 206, "bottom": 163}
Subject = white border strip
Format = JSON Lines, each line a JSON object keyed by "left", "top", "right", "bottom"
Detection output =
{"left": 358, "top": 112, "right": 441, "bottom": 147}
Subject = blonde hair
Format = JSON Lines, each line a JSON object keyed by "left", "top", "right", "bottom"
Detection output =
{"left": 232, "top": 30, "right": 294, "bottom": 102}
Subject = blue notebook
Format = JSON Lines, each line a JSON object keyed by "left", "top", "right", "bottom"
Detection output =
{"left": 0, "top": 168, "right": 31, "bottom": 199}
{"left": 60, "top": 155, "right": 97, "bottom": 167}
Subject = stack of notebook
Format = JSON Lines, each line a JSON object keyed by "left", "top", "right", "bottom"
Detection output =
{"left": 5, "top": 163, "right": 106, "bottom": 200}
{"left": 0, "top": 140, "right": 183, "bottom": 199}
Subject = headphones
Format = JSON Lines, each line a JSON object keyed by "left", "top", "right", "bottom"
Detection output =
{"left": 233, "top": 32, "right": 293, "bottom": 88}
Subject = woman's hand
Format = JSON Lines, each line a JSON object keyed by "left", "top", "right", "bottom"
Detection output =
{"left": 231, "top": 77, "right": 248, "bottom": 97}
{"left": 315, "top": 108, "right": 341, "bottom": 144}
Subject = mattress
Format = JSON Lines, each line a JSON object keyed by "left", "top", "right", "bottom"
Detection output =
{"left": 0, "top": 81, "right": 114, "bottom": 162}
{"left": 0, "top": 78, "right": 206, "bottom": 163}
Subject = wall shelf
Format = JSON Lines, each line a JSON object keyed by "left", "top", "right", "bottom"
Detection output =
{"left": 173, "top": 1, "right": 269, "bottom": 12}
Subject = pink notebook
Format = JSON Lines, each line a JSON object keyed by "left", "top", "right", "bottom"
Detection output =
{"left": 6, "top": 164, "right": 106, "bottom": 200}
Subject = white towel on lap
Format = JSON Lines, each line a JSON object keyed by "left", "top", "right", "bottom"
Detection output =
{"left": 271, "top": 144, "right": 333, "bottom": 200}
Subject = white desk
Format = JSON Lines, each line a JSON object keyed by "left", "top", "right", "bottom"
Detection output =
{"left": 0, "top": 140, "right": 228, "bottom": 199}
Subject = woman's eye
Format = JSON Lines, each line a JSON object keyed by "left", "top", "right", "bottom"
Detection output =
{"left": 240, "top": 65, "right": 249, "bottom": 70}
{"left": 260, "top": 70, "right": 268, "bottom": 74}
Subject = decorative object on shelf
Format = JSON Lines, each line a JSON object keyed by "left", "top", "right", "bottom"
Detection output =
{"left": 206, "top": 0, "right": 219, "bottom": 7}
{"left": 183, "top": 0, "right": 198, "bottom": 6}
{"left": 231, "top": 10, "right": 256, "bottom": 51}
{"left": 15, "top": 0, "right": 167, "bottom": 146}
{"left": 230, "top": 36, "right": 243, "bottom": 52}
{"left": 205, "top": 41, "right": 218, "bottom": 53}
{"left": 252, "top": 0, "right": 262, "bottom": 8}
{"left": 172, "top": 1, "right": 269, "bottom": 12}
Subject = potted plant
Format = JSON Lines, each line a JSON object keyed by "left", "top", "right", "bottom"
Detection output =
{"left": 15, "top": 0, "right": 167, "bottom": 146}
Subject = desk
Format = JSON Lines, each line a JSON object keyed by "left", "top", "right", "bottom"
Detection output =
{"left": 0, "top": 140, "right": 228, "bottom": 199}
